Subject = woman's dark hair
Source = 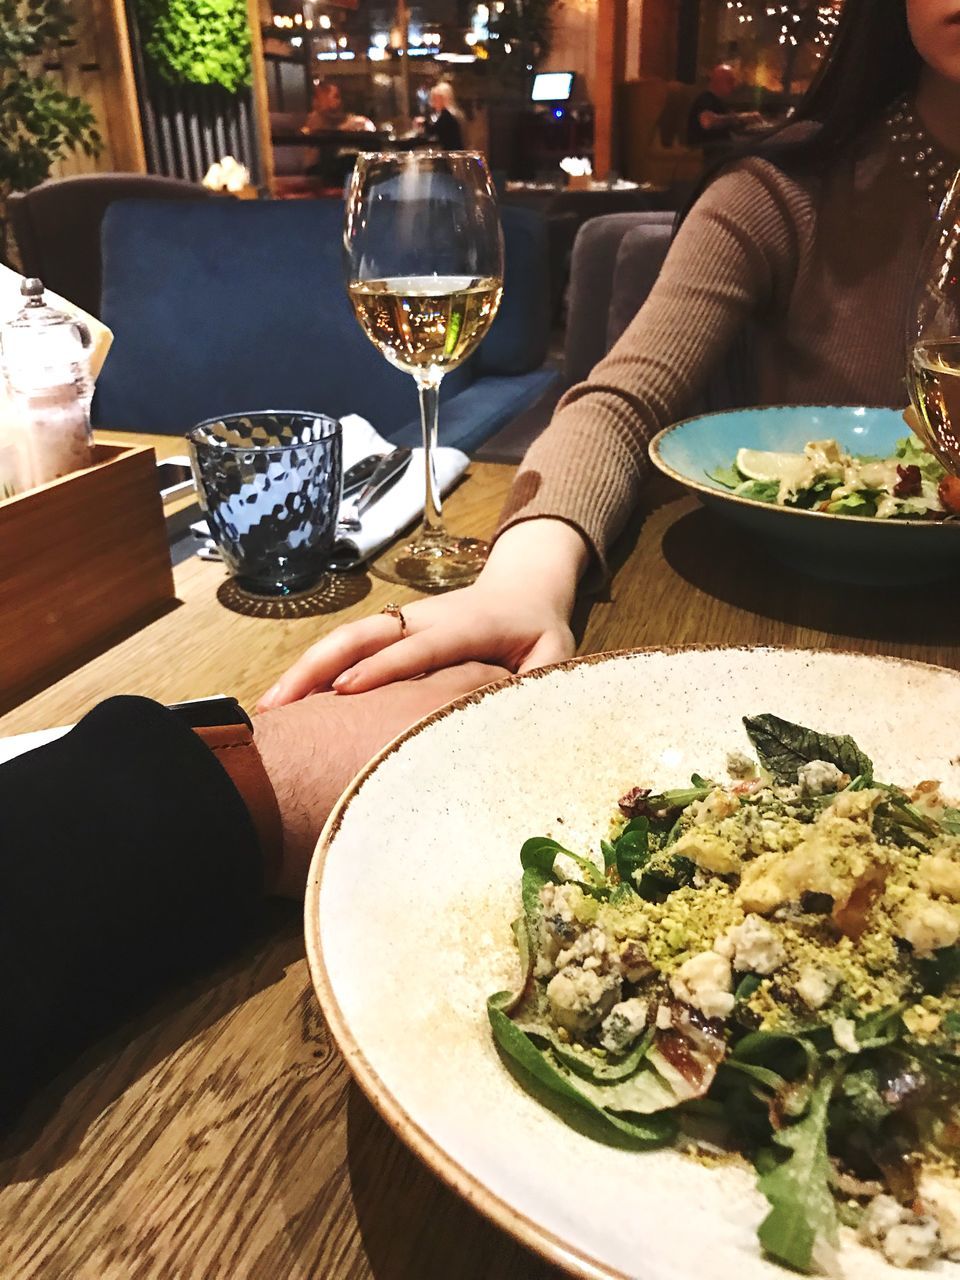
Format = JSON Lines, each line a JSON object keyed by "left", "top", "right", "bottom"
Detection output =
{"left": 774, "top": 0, "right": 919, "bottom": 161}
{"left": 680, "top": 0, "right": 920, "bottom": 218}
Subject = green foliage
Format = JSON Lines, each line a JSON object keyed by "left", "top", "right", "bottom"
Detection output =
{"left": 135, "top": 0, "right": 251, "bottom": 95}
{"left": 0, "top": 0, "right": 101, "bottom": 261}
{"left": 478, "top": 0, "right": 554, "bottom": 94}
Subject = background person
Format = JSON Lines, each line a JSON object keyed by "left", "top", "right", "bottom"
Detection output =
{"left": 420, "top": 81, "right": 465, "bottom": 150}
{"left": 687, "top": 63, "right": 765, "bottom": 151}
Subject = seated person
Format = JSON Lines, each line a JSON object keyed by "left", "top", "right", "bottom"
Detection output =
{"left": 303, "top": 80, "right": 375, "bottom": 135}
{"left": 687, "top": 63, "right": 764, "bottom": 151}
{"left": 259, "top": 0, "right": 957, "bottom": 705}
{"left": 420, "top": 81, "right": 465, "bottom": 150}
{"left": 0, "top": 661, "right": 503, "bottom": 1119}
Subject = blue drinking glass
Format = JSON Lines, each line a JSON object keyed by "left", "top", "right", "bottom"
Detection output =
{"left": 188, "top": 410, "right": 342, "bottom": 597}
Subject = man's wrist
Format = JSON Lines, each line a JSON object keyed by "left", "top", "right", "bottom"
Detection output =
{"left": 191, "top": 719, "right": 283, "bottom": 892}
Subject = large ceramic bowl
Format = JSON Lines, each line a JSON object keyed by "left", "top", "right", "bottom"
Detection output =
{"left": 306, "top": 646, "right": 960, "bottom": 1280}
{"left": 649, "top": 405, "right": 960, "bottom": 586}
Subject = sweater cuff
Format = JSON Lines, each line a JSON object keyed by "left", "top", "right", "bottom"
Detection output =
{"left": 493, "top": 411, "right": 649, "bottom": 587}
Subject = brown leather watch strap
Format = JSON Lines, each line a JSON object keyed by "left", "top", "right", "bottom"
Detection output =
{"left": 193, "top": 722, "right": 283, "bottom": 891}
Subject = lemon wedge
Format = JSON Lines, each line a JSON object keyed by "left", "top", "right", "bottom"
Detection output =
{"left": 735, "top": 448, "right": 807, "bottom": 482}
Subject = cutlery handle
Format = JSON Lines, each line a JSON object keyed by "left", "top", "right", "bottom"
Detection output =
{"left": 355, "top": 447, "right": 413, "bottom": 515}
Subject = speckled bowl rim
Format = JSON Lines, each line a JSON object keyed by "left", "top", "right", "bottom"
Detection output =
{"left": 304, "top": 645, "right": 960, "bottom": 1280}
{"left": 649, "top": 405, "right": 960, "bottom": 535}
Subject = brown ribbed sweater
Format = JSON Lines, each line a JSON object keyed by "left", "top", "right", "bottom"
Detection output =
{"left": 499, "top": 121, "right": 946, "bottom": 571}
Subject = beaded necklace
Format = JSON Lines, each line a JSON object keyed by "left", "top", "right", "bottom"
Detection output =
{"left": 885, "top": 95, "right": 958, "bottom": 206}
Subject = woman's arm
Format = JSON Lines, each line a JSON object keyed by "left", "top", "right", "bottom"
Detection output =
{"left": 260, "top": 158, "right": 810, "bottom": 706}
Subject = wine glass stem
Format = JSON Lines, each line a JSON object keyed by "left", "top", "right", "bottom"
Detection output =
{"left": 416, "top": 371, "right": 445, "bottom": 540}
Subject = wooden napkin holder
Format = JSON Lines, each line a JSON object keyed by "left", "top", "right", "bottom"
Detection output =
{"left": 0, "top": 443, "right": 175, "bottom": 711}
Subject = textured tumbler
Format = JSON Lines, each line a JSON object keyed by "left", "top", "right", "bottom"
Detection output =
{"left": 188, "top": 411, "right": 342, "bottom": 596}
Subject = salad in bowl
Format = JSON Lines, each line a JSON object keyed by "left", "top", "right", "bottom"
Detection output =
{"left": 648, "top": 405, "right": 960, "bottom": 585}
{"left": 490, "top": 713, "right": 960, "bottom": 1275}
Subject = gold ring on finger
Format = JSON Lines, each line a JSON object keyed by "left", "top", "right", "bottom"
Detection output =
{"left": 381, "top": 602, "right": 407, "bottom": 640}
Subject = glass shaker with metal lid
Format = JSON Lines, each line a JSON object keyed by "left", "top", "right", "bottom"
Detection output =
{"left": 0, "top": 277, "right": 93, "bottom": 485}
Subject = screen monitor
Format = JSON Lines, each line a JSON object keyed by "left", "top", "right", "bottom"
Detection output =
{"left": 531, "top": 71, "right": 574, "bottom": 103}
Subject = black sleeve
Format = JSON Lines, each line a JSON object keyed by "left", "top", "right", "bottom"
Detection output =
{"left": 0, "top": 696, "right": 264, "bottom": 1119}
{"left": 687, "top": 91, "right": 729, "bottom": 145}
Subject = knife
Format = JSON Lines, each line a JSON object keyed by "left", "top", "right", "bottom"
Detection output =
{"left": 338, "top": 447, "right": 412, "bottom": 531}
{"left": 342, "top": 450, "right": 389, "bottom": 499}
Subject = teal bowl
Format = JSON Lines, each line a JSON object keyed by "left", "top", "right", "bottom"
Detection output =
{"left": 649, "top": 405, "right": 960, "bottom": 587}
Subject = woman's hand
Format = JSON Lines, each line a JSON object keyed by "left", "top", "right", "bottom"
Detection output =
{"left": 257, "top": 518, "right": 590, "bottom": 708}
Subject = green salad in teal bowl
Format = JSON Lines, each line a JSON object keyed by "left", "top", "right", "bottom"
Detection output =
{"left": 649, "top": 406, "right": 960, "bottom": 585}
{"left": 709, "top": 432, "right": 960, "bottom": 521}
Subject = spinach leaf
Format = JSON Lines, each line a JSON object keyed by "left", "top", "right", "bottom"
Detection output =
{"left": 917, "top": 945, "right": 960, "bottom": 996}
{"left": 608, "top": 817, "right": 651, "bottom": 887}
{"left": 942, "top": 807, "right": 960, "bottom": 836}
{"left": 836, "top": 1066, "right": 892, "bottom": 1132}
{"left": 943, "top": 1010, "right": 960, "bottom": 1037}
{"left": 520, "top": 836, "right": 607, "bottom": 895}
{"left": 487, "top": 996, "right": 676, "bottom": 1145}
{"left": 734, "top": 973, "right": 762, "bottom": 1003}
{"left": 756, "top": 1074, "right": 839, "bottom": 1275}
{"left": 742, "top": 713, "right": 873, "bottom": 785}
{"left": 636, "top": 855, "right": 697, "bottom": 902}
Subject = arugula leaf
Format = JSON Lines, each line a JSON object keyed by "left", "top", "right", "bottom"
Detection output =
{"left": 730, "top": 1030, "right": 819, "bottom": 1082}
{"left": 706, "top": 462, "right": 742, "bottom": 489}
{"left": 942, "top": 807, "right": 960, "bottom": 836}
{"left": 854, "top": 1005, "right": 903, "bottom": 1049}
{"left": 756, "top": 1074, "right": 839, "bottom": 1275}
{"left": 487, "top": 997, "right": 676, "bottom": 1145}
{"left": 742, "top": 713, "right": 873, "bottom": 785}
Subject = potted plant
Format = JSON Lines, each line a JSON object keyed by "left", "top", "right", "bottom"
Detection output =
{"left": 0, "top": 0, "right": 101, "bottom": 266}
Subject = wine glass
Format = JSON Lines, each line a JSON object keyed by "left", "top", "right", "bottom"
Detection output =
{"left": 908, "top": 171, "right": 960, "bottom": 475}
{"left": 344, "top": 150, "right": 504, "bottom": 589}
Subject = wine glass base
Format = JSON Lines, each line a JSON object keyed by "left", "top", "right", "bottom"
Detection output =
{"left": 371, "top": 532, "right": 489, "bottom": 591}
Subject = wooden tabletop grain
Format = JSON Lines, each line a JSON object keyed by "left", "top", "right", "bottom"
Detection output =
{"left": 1, "top": 432, "right": 958, "bottom": 1280}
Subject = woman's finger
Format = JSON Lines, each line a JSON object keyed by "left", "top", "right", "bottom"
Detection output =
{"left": 333, "top": 628, "right": 475, "bottom": 693}
{"left": 258, "top": 614, "right": 407, "bottom": 708}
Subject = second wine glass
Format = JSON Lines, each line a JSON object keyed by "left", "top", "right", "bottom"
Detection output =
{"left": 344, "top": 150, "right": 504, "bottom": 590}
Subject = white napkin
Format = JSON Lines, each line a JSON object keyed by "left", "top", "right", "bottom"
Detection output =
{"left": 191, "top": 414, "right": 470, "bottom": 570}
{"left": 331, "top": 414, "right": 469, "bottom": 568}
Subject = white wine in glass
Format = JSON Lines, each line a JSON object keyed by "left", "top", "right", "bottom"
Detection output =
{"left": 344, "top": 152, "right": 504, "bottom": 589}
{"left": 908, "top": 172, "right": 960, "bottom": 475}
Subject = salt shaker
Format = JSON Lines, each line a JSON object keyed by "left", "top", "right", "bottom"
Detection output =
{"left": 0, "top": 278, "right": 93, "bottom": 486}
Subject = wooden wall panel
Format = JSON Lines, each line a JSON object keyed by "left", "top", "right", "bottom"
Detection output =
{"left": 46, "top": 0, "right": 145, "bottom": 177}
{"left": 594, "top": 0, "right": 628, "bottom": 178}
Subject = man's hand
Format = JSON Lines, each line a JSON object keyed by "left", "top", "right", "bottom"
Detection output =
{"left": 253, "top": 662, "right": 508, "bottom": 896}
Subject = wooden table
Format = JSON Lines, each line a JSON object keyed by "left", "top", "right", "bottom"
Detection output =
{"left": 2, "top": 434, "right": 958, "bottom": 1280}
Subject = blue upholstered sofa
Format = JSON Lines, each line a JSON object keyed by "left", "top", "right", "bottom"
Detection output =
{"left": 93, "top": 199, "right": 559, "bottom": 451}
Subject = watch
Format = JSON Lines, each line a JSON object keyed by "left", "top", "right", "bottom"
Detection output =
{"left": 167, "top": 696, "right": 282, "bottom": 888}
